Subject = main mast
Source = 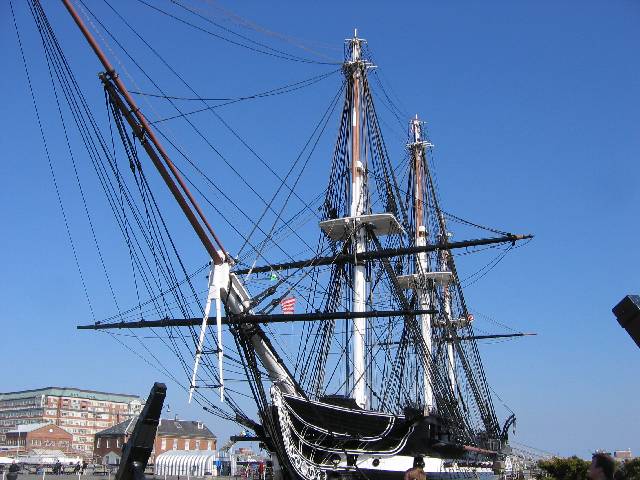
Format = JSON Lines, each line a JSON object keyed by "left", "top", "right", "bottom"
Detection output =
{"left": 349, "top": 30, "right": 367, "bottom": 410}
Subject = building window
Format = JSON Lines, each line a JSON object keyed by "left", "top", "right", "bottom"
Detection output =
{"left": 185, "top": 439, "right": 190, "bottom": 450}
{"left": 207, "top": 441, "right": 212, "bottom": 451}
{"left": 161, "top": 439, "right": 166, "bottom": 450}
{"left": 106, "top": 439, "right": 110, "bottom": 448}
{"left": 97, "top": 438, "right": 101, "bottom": 448}
{"left": 195, "top": 440, "right": 200, "bottom": 450}
{"left": 172, "top": 439, "right": 177, "bottom": 450}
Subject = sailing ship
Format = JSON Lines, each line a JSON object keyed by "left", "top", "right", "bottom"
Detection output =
{"left": 14, "top": 1, "right": 533, "bottom": 479}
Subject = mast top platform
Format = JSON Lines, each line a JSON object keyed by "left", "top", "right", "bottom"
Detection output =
{"left": 319, "top": 213, "right": 404, "bottom": 241}
{"left": 396, "top": 271, "right": 454, "bottom": 289}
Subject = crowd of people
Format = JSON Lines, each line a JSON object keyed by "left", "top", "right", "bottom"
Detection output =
{"left": 240, "top": 461, "right": 267, "bottom": 480}
{"left": 50, "top": 460, "right": 89, "bottom": 475}
{"left": 1, "top": 460, "right": 90, "bottom": 477}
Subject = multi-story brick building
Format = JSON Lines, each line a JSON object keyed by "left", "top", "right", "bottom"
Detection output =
{"left": 4, "top": 423, "right": 73, "bottom": 455}
{"left": 0, "top": 387, "right": 142, "bottom": 457}
{"left": 94, "top": 417, "right": 216, "bottom": 465}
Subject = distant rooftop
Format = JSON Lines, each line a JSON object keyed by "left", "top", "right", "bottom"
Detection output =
{"left": 0, "top": 387, "right": 140, "bottom": 403}
{"left": 98, "top": 418, "right": 216, "bottom": 439}
{"left": 26, "top": 449, "right": 81, "bottom": 459}
{"left": 6, "top": 422, "right": 68, "bottom": 434}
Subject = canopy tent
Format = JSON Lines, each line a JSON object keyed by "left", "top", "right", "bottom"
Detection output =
{"left": 155, "top": 450, "right": 222, "bottom": 477}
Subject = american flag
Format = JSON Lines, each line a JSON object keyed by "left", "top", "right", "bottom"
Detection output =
{"left": 280, "top": 297, "right": 296, "bottom": 315}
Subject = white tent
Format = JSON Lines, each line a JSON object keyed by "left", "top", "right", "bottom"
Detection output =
{"left": 155, "top": 450, "right": 220, "bottom": 477}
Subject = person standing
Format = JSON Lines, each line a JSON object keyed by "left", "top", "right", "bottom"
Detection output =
{"left": 404, "top": 457, "right": 426, "bottom": 480}
{"left": 7, "top": 461, "right": 20, "bottom": 480}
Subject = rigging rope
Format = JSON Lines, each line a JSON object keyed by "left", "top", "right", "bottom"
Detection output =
{"left": 135, "top": 0, "right": 341, "bottom": 65}
{"left": 131, "top": 69, "right": 340, "bottom": 102}
{"left": 11, "top": 0, "right": 97, "bottom": 321}
{"left": 26, "top": 0, "right": 251, "bottom": 424}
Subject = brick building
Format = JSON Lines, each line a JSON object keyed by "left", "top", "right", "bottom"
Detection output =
{"left": 94, "top": 418, "right": 216, "bottom": 465}
{"left": 0, "top": 387, "right": 142, "bottom": 456}
{"left": 614, "top": 450, "right": 633, "bottom": 461}
{"left": 4, "top": 423, "right": 73, "bottom": 455}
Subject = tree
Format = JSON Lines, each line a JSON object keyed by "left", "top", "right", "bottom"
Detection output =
{"left": 616, "top": 459, "right": 640, "bottom": 480}
{"left": 537, "top": 456, "right": 590, "bottom": 480}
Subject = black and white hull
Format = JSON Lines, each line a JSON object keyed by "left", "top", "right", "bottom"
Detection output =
{"left": 269, "top": 387, "right": 498, "bottom": 480}
{"left": 272, "top": 453, "right": 496, "bottom": 480}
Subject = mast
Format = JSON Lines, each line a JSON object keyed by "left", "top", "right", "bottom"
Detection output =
{"left": 441, "top": 232, "right": 457, "bottom": 395}
{"left": 410, "top": 115, "right": 434, "bottom": 412}
{"left": 349, "top": 30, "right": 367, "bottom": 409}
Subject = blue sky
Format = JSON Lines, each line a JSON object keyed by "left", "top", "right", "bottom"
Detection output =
{"left": 2, "top": 0, "right": 639, "bottom": 459}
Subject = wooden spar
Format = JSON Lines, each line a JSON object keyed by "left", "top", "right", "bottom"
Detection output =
{"left": 454, "top": 332, "right": 536, "bottom": 341}
{"left": 462, "top": 445, "right": 499, "bottom": 456}
{"left": 233, "top": 234, "right": 533, "bottom": 274}
{"left": 60, "top": 0, "right": 226, "bottom": 265}
{"left": 379, "top": 332, "right": 536, "bottom": 345}
{"left": 100, "top": 78, "right": 220, "bottom": 263}
{"left": 230, "top": 436, "right": 261, "bottom": 442}
{"left": 76, "top": 309, "right": 439, "bottom": 330}
{"left": 59, "top": 0, "right": 303, "bottom": 395}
